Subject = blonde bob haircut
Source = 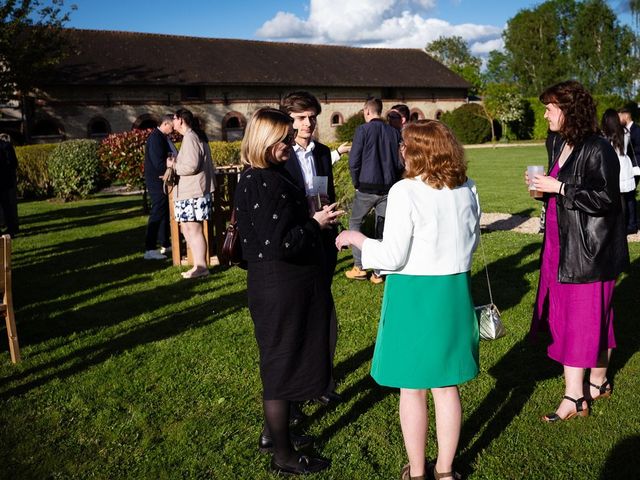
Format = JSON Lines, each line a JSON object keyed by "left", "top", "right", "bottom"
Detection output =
{"left": 241, "top": 107, "right": 293, "bottom": 168}
{"left": 402, "top": 120, "right": 467, "bottom": 189}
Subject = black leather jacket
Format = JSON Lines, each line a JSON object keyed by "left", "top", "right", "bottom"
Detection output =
{"left": 545, "top": 134, "right": 629, "bottom": 283}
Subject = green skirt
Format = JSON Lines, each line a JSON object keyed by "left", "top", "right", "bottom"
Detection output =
{"left": 370, "top": 272, "right": 479, "bottom": 389}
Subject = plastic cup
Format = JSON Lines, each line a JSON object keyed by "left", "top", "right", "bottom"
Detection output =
{"left": 527, "top": 165, "right": 544, "bottom": 198}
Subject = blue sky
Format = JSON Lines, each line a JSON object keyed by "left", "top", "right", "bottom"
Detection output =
{"left": 66, "top": 0, "right": 633, "bottom": 54}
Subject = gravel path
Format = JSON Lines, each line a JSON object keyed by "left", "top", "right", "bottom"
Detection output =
{"left": 481, "top": 212, "right": 640, "bottom": 242}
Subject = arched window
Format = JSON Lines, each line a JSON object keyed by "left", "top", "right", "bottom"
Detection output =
{"left": 221, "top": 111, "right": 247, "bottom": 141}
{"left": 87, "top": 117, "right": 111, "bottom": 139}
{"left": 132, "top": 114, "right": 157, "bottom": 131}
{"left": 434, "top": 109, "right": 443, "bottom": 120}
{"left": 410, "top": 108, "right": 425, "bottom": 122}
{"left": 330, "top": 112, "right": 344, "bottom": 127}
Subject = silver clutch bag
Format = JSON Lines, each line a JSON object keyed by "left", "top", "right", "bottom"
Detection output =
{"left": 475, "top": 303, "right": 506, "bottom": 341}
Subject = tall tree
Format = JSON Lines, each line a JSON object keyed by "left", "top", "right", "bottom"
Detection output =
{"left": 571, "top": 0, "right": 631, "bottom": 94}
{"left": 425, "top": 35, "right": 482, "bottom": 95}
{"left": 502, "top": 1, "right": 576, "bottom": 96}
{"left": 0, "top": 0, "right": 76, "bottom": 141}
{"left": 484, "top": 50, "right": 514, "bottom": 85}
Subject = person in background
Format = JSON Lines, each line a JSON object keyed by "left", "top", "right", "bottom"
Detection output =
{"left": 601, "top": 109, "right": 636, "bottom": 228}
{"left": 0, "top": 133, "right": 19, "bottom": 238}
{"left": 337, "top": 120, "right": 480, "bottom": 480}
{"left": 234, "top": 107, "right": 342, "bottom": 475}
{"left": 143, "top": 114, "right": 177, "bottom": 260}
{"left": 528, "top": 81, "right": 629, "bottom": 422}
{"left": 388, "top": 103, "right": 411, "bottom": 131}
{"left": 166, "top": 108, "right": 216, "bottom": 279}
{"left": 280, "top": 91, "right": 343, "bottom": 406}
{"left": 346, "top": 97, "right": 403, "bottom": 284}
{"left": 618, "top": 106, "right": 640, "bottom": 234}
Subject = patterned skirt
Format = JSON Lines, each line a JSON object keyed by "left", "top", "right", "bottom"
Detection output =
{"left": 174, "top": 193, "right": 211, "bottom": 222}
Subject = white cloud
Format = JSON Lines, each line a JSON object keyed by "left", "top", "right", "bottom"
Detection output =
{"left": 471, "top": 38, "right": 504, "bottom": 55}
{"left": 255, "top": 0, "right": 504, "bottom": 56}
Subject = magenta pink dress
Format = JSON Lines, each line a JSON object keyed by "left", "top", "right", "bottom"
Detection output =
{"left": 530, "top": 162, "right": 616, "bottom": 368}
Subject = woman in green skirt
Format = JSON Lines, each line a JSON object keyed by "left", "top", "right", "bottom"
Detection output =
{"left": 336, "top": 120, "right": 481, "bottom": 480}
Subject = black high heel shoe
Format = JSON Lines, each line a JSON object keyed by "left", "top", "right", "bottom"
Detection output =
{"left": 258, "top": 432, "right": 314, "bottom": 453}
{"left": 271, "top": 454, "right": 330, "bottom": 475}
{"left": 542, "top": 395, "right": 589, "bottom": 422}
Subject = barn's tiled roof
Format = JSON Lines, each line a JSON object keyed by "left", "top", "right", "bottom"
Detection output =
{"left": 51, "top": 29, "right": 470, "bottom": 90}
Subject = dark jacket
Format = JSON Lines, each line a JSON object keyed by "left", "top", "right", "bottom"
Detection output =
{"left": 349, "top": 118, "right": 403, "bottom": 194}
{"left": 626, "top": 122, "right": 640, "bottom": 168}
{"left": 235, "top": 164, "right": 322, "bottom": 265}
{"left": 548, "top": 134, "right": 629, "bottom": 283}
{"left": 284, "top": 141, "right": 338, "bottom": 284}
{"left": 144, "top": 128, "right": 172, "bottom": 192}
{"left": 0, "top": 140, "right": 18, "bottom": 190}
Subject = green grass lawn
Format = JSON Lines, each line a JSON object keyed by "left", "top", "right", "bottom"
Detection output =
{"left": 1, "top": 147, "right": 639, "bottom": 479}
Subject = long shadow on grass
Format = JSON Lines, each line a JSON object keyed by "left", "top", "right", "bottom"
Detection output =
{"left": 458, "top": 235, "right": 553, "bottom": 476}
{"left": 18, "top": 197, "right": 142, "bottom": 237}
{"left": 0, "top": 285, "right": 248, "bottom": 398}
{"left": 600, "top": 435, "right": 640, "bottom": 479}
{"left": 458, "top": 244, "right": 640, "bottom": 477}
{"left": 600, "top": 256, "right": 640, "bottom": 392}
{"left": 311, "top": 344, "right": 396, "bottom": 447}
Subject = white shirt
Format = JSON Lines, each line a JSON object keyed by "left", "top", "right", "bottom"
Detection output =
{"left": 293, "top": 141, "right": 317, "bottom": 195}
{"left": 361, "top": 177, "right": 481, "bottom": 276}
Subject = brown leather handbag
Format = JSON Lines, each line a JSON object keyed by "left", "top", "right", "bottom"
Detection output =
{"left": 220, "top": 208, "right": 242, "bottom": 266}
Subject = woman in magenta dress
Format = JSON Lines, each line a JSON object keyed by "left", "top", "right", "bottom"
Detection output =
{"left": 527, "top": 81, "right": 629, "bottom": 422}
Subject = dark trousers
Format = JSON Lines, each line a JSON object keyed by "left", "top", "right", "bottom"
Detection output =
{"left": 624, "top": 190, "right": 638, "bottom": 233}
{"left": 145, "top": 188, "right": 170, "bottom": 250}
{"left": 0, "top": 187, "right": 19, "bottom": 236}
{"left": 348, "top": 190, "right": 388, "bottom": 268}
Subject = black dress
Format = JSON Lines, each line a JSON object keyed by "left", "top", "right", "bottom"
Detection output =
{"left": 235, "top": 164, "right": 331, "bottom": 401}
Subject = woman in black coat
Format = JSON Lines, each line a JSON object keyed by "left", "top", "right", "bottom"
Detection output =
{"left": 234, "top": 108, "right": 342, "bottom": 475}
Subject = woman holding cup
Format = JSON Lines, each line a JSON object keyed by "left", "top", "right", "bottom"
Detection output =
{"left": 527, "top": 81, "right": 629, "bottom": 421}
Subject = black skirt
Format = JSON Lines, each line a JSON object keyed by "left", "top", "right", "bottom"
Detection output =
{"left": 247, "top": 260, "right": 331, "bottom": 401}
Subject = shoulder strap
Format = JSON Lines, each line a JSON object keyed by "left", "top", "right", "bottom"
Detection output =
{"left": 478, "top": 232, "right": 494, "bottom": 305}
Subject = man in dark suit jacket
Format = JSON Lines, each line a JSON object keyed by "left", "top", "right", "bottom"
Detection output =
{"left": 143, "top": 114, "right": 177, "bottom": 259}
{"left": 280, "top": 91, "right": 343, "bottom": 406}
{"left": 0, "top": 134, "right": 19, "bottom": 237}
{"left": 619, "top": 107, "right": 639, "bottom": 233}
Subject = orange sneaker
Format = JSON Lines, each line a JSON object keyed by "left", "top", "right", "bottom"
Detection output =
{"left": 345, "top": 266, "right": 368, "bottom": 280}
{"left": 370, "top": 273, "right": 384, "bottom": 285}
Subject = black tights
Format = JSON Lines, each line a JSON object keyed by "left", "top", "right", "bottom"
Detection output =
{"left": 263, "top": 399, "right": 296, "bottom": 464}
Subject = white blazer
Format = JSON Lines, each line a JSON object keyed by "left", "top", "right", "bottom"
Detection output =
{"left": 361, "top": 177, "right": 481, "bottom": 276}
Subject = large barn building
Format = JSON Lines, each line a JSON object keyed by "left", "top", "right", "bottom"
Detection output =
{"left": 0, "top": 29, "right": 470, "bottom": 144}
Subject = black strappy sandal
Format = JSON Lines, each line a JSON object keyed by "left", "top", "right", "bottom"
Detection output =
{"left": 585, "top": 378, "right": 612, "bottom": 401}
{"left": 543, "top": 395, "right": 589, "bottom": 422}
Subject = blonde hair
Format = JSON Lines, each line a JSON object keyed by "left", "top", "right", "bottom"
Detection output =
{"left": 241, "top": 107, "right": 293, "bottom": 168}
{"left": 402, "top": 120, "right": 467, "bottom": 189}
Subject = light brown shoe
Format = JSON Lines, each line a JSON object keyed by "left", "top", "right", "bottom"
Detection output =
{"left": 345, "top": 265, "right": 367, "bottom": 280}
{"left": 370, "top": 273, "right": 384, "bottom": 285}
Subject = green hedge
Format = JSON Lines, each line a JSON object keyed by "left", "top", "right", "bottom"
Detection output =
{"left": 48, "top": 140, "right": 101, "bottom": 201}
{"left": 209, "top": 140, "right": 241, "bottom": 166}
{"left": 15, "top": 144, "right": 57, "bottom": 199}
{"left": 441, "top": 103, "right": 492, "bottom": 144}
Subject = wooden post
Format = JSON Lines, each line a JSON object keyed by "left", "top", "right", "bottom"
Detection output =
{"left": 168, "top": 189, "right": 181, "bottom": 266}
{"left": 2, "top": 235, "right": 20, "bottom": 363}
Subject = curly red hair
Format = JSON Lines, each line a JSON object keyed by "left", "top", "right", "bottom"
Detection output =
{"left": 402, "top": 120, "right": 467, "bottom": 189}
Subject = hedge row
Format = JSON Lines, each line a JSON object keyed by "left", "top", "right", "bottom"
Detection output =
{"left": 16, "top": 137, "right": 243, "bottom": 200}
